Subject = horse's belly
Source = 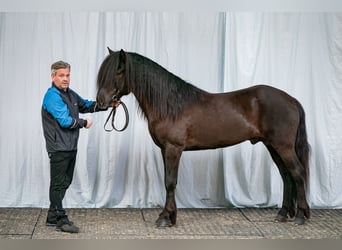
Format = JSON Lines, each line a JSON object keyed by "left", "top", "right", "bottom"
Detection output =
{"left": 184, "top": 123, "right": 256, "bottom": 150}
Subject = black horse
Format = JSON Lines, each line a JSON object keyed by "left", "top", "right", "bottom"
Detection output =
{"left": 96, "top": 48, "right": 310, "bottom": 227}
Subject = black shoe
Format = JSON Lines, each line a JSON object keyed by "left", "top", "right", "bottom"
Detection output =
{"left": 56, "top": 219, "right": 79, "bottom": 233}
{"left": 56, "top": 222, "right": 79, "bottom": 233}
{"left": 46, "top": 218, "right": 74, "bottom": 227}
{"left": 46, "top": 209, "right": 73, "bottom": 226}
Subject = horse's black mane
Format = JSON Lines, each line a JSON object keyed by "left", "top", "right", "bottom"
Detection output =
{"left": 99, "top": 51, "right": 207, "bottom": 120}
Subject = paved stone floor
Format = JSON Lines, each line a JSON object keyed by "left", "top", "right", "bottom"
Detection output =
{"left": 0, "top": 208, "right": 341, "bottom": 239}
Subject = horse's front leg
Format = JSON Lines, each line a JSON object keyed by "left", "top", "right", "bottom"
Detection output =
{"left": 156, "top": 144, "right": 183, "bottom": 228}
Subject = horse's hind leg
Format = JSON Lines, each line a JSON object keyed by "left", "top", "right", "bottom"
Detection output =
{"left": 155, "top": 143, "right": 182, "bottom": 228}
{"left": 277, "top": 148, "right": 310, "bottom": 225}
{"left": 266, "top": 145, "right": 296, "bottom": 222}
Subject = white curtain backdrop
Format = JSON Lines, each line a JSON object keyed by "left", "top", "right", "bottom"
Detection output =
{"left": 0, "top": 12, "right": 341, "bottom": 209}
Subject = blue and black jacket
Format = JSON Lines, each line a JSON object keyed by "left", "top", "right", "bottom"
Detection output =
{"left": 41, "top": 82, "right": 100, "bottom": 152}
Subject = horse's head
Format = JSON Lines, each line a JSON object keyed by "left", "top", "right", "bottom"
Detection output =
{"left": 96, "top": 48, "right": 130, "bottom": 108}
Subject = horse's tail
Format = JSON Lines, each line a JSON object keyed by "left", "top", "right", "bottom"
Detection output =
{"left": 295, "top": 102, "right": 310, "bottom": 216}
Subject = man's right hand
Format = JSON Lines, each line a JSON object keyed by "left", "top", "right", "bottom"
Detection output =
{"left": 85, "top": 118, "right": 93, "bottom": 129}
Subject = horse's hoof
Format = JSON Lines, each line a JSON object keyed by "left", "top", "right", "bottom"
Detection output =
{"left": 155, "top": 218, "right": 173, "bottom": 228}
{"left": 275, "top": 214, "right": 288, "bottom": 222}
{"left": 294, "top": 217, "right": 305, "bottom": 225}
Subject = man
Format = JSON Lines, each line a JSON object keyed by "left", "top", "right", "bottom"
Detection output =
{"left": 41, "top": 61, "right": 107, "bottom": 233}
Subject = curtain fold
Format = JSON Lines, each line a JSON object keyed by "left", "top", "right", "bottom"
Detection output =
{"left": 0, "top": 12, "right": 341, "bottom": 208}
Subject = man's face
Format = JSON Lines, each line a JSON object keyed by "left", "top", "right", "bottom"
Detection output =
{"left": 51, "top": 68, "right": 70, "bottom": 91}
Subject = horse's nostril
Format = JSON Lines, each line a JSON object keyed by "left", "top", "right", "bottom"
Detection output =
{"left": 96, "top": 96, "right": 105, "bottom": 108}
{"left": 100, "top": 101, "right": 106, "bottom": 108}
{"left": 96, "top": 100, "right": 103, "bottom": 108}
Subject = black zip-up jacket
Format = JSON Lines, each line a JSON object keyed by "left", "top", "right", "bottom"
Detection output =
{"left": 41, "top": 83, "right": 98, "bottom": 152}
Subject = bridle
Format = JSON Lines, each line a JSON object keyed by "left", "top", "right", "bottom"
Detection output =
{"left": 103, "top": 92, "right": 129, "bottom": 132}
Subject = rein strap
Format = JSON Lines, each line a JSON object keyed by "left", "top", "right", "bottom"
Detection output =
{"left": 104, "top": 101, "right": 129, "bottom": 132}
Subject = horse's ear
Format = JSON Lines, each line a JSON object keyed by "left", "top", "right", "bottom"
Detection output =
{"left": 107, "top": 47, "right": 114, "bottom": 54}
{"left": 119, "top": 49, "right": 125, "bottom": 58}
{"left": 117, "top": 49, "right": 126, "bottom": 73}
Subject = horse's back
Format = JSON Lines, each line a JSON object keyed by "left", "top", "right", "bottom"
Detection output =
{"left": 222, "top": 84, "right": 300, "bottom": 116}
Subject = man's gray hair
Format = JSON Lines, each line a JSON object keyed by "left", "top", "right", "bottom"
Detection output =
{"left": 51, "top": 61, "right": 71, "bottom": 75}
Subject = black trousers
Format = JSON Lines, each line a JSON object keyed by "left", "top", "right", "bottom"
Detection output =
{"left": 48, "top": 150, "right": 77, "bottom": 212}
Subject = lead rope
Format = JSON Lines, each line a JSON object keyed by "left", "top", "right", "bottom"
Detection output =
{"left": 104, "top": 101, "right": 129, "bottom": 132}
